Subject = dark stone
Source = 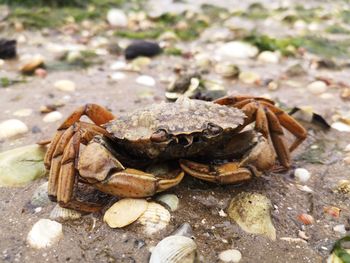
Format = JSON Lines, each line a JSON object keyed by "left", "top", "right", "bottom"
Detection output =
{"left": 0, "top": 39, "right": 17, "bottom": 59}
{"left": 124, "top": 41, "right": 161, "bottom": 60}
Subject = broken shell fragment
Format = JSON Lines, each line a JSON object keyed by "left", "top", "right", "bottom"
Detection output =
{"left": 156, "top": 194, "right": 179, "bottom": 211}
{"left": 27, "top": 219, "right": 63, "bottom": 249}
{"left": 149, "top": 235, "right": 198, "bottom": 263}
{"left": 297, "top": 214, "right": 314, "bottom": 225}
{"left": 0, "top": 119, "right": 28, "bottom": 139}
{"left": 138, "top": 202, "right": 170, "bottom": 235}
{"left": 227, "top": 192, "right": 276, "bottom": 240}
{"left": 31, "top": 181, "right": 50, "bottom": 207}
{"left": 50, "top": 204, "right": 82, "bottom": 221}
{"left": 104, "top": 198, "right": 148, "bottom": 228}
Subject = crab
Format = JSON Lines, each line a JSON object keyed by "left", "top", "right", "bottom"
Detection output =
{"left": 42, "top": 95, "right": 307, "bottom": 212}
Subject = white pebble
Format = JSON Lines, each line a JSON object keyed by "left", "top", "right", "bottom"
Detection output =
{"left": 218, "top": 249, "right": 242, "bottom": 262}
{"left": 345, "top": 144, "right": 350, "bottom": 152}
{"left": 238, "top": 71, "right": 260, "bottom": 84}
{"left": 344, "top": 156, "right": 350, "bottom": 165}
{"left": 27, "top": 219, "right": 63, "bottom": 249}
{"left": 110, "top": 61, "right": 126, "bottom": 70}
{"left": 333, "top": 224, "right": 347, "bottom": 234}
{"left": 136, "top": 75, "right": 156, "bottom": 87}
{"left": 110, "top": 72, "right": 126, "bottom": 81}
{"left": 13, "top": 108, "right": 33, "bottom": 117}
{"left": 332, "top": 122, "right": 350, "bottom": 132}
{"left": 107, "top": 9, "right": 128, "bottom": 27}
{"left": 0, "top": 119, "right": 28, "bottom": 139}
{"left": 216, "top": 41, "right": 258, "bottom": 59}
{"left": 294, "top": 168, "right": 311, "bottom": 183}
{"left": 257, "top": 51, "right": 279, "bottom": 64}
{"left": 43, "top": 111, "right": 63, "bottom": 123}
{"left": 307, "top": 81, "right": 327, "bottom": 95}
{"left": 54, "top": 80, "right": 76, "bottom": 92}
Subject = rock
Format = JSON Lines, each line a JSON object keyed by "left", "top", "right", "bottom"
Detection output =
{"left": 307, "top": 81, "right": 327, "bottom": 95}
{"left": 215, "top": 62, "right": 240, "bottom": 78}
{"left": 19, "top": 55, "right": 44, "bottom": 74}
{"left": 257, "top": 51, "right": 279, "bottom": 64}
{"left": 218, "top": 249, "right": 242, "bottom": 262}
{"left": 238, "top": 71, "right": 260, "bottom": 84}
{"left": 0, "top": 144, "right": 47, "bottom": 187}
{"left": 107, "top": 9, "right": 128, "bottom": 27}
{"left": 170, "top": 223, "right": 193, "bottom": 238}
{"left": 109, "top": 72, "right": 126, "bottom": 81}
{"left": 285, "top": 64, "right": 307, "bottom": 77}
{"left": 54, "top": 80, "right": 76, "bottom": 92}
{"left": 136, "top": 75, "right": 156, "bottom": 87}
{"left": 27, "top": 219, "right": 63, "bottom": 249}
{"left": 0, "top": 39, "right": 16, "bottom": 59}
{"left": 158, "top": 31, "right": 178, "bottom": 41}
{"left": 0, "top": 119, "right": 28, "bottom": 139}
{"left": 124, "top": 41, "right": 162, "bottom": 60}
{"left": 43, "top": 111, "right": 63, "bottom": 123}
{"left": 216, "top": 41, "right": 258, "bottom": 59}
{"left": 34, "top": 68, "right": 47, "bottom": 78}
{"left": 294, "top": 168, "right": 311, "bottom": 183}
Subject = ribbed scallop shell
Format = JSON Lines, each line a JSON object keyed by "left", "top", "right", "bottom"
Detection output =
{"left": 49, "top": 204, "right": 82, "bottom": 221}
{"left": 149, "top": 235, "right": 198, "bottom": 263}
{"left": 137, "top": 202, "right": 170, "bottom": 235}
{"left": 31, "top": 181, "right": 50, "bottom": 207}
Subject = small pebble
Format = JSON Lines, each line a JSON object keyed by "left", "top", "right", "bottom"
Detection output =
{"left": 34, "top": 68, "right": 47, "bottom": 78}
{"left": 344, "top": 156, "right": 350, "bottom": 165}
{"left": 13, "top": 108, "right": 32, "bottom": 117}
{"left": 331, "top": 122, "right": 350, "bottom": 132}
{"left": 136, "top": 75, "right": 156, "bottom": 87}
{"left": 218, "top": 249, "right": 242, "bottom": 262}
{"left": 238, "top": 71, "right": 260, "bottom": 84}
{"left": 344, "top": 144, "right": 350, "bottom": 152}
{"left": 216, "top": 41, "right": 258, "bottom": 59}
{"left": 294, "top": 168, "right": 311, "bottom": 183}
{"left": 110, "top": 61, "right": 126, "bottom": 70}
{"left": 19, "top": 55, "right": 44, "bottom": 74}
{"left": 125, "top": 41, "right": 161, "bottom": 60}
{"left": 110, "top": 72, "right": 126, "bottom": 81}
{"left": 257, "top": 51, "right": 279, "bottom": 64}
{"left": 333, "top": 224, "right": 346, "bottom": 234}
{"left": 107, "top": 9, "right": 128, "bottom": 27}
{"left": 54, "top": 80, "right": 76, "bottom": 92}
{"left": 0, "top": 119, "right": 28, "bottom": 139}
{"left": 307, "top": 81, "right": 327, "bottom": 95}
{"left": 27, "top": 219, "right": 63, "bottom": 249}
{"left": 43, "top": 111, "right": 63, "bottom": 123}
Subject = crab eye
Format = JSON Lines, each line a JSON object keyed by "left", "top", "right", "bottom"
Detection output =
{"left": 150, "top": 129, "right": 168, "bottom": 143}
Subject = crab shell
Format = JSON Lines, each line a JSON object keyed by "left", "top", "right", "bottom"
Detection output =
{"left": 104, "top": 96, "right": 246, "bottom": 160}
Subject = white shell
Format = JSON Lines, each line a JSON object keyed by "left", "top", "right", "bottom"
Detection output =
{"left": 0, "top": 119, "right": 28, "bottom": 139}
{"left": 238, "top": 72, "right": 260, "bottom": 84}
{"left": 107, "top": 9, "right": 128, "bottom": 27}
{"left": 218, "top": 249, "right": 242, "bottom": 262}
{"left": 138, "top": 202, "right": 170, "bottom": 235}
{"left": 149, "top": 235, "right": 197, "bottom": 263}
{"left": 257, "top": 51, "right": 280, "bottom": 64}
{"left": 31, "top": 181, "right": 51, "bottom": 207}
{"left": 27, "top": 219, "right": 63, "bottom": 249}
{"left": 136, "top": 75, "right": 156, "bottom": 87}
{"left": 294, "top": 168, "right": 311, "bottom": 183}
{"left": 104, "top": 198, "right": 148, "bottom": 228}
{"left": 43, "top": 111, "right": 63, "bottom": 123}
{"left": 13, "top": 108, "right": 33, "bottom": 117}
{"left": 156, "top": 194, "right": 179, "bottom": 211}
{"left": 331, "top": 122, "right": 350, "bottom": 132}
{"left": 307, "top": 81, "right": 327, "bottom": 95}
{"left": 50, "top": 204, "right": 82, "bottom": 221}
{"left": 110, "top": 72, "right": 126, "bottom": 81}
{"left": 216, "top": 41, "right": 258, "bottom": 59}
{"left": 54, "top": 80, "right": 76, "bottom": 92}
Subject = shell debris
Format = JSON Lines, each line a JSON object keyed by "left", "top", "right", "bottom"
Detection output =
{"left": 27, "top": 219, "right": 63, "bottom": 249}
{"left": 50, "top": 204, "right": 82, "bottom": 221}
{"left": 137, "top": 202, "right": 170, "bottom": 235}
{"left": 156, "top": 194, "right": 179, "bottom": 211}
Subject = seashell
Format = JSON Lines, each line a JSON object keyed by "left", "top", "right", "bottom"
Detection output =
{"left": 149, "top": 235, "right": 198, "bottom": 263}
{"left": 257, "top": 51, "right": 280, "bottom": 64}
{"left": 227, "top": 192, "right": 276, "bottom": 240}
{"left": 297, "top": 213, "right": 314, "bottom": 225}
{"left": 13, "top": 108, "right": 32, "bottom": 117}
{"left": 31, "top": 181, "right": 50, "bottom": 207}
{"left": 104, "top": 198, "right": 148, "bottom": 228}
{"left": 324, "top": 206, "right": 341, "bottom": 218}
{"left": 156, "top": 194, "right": 179, "bottom": 211}
{"left": 331, "top": 122, "right": 350, "bottom": 132}
{"left": 109, "top": 72, "right": 126, "bottom": 81}
{"left": 136, "top": 75, "right": 156, "bottom": 87}
{"left": 107, "top": 9, "right": 128, "bottom": 27}
{"left": 50, "top": 204, "right": 82, "bottom": 221}
{"left": 0, "top": 144, "right": 46, "bottom": 187}
{"left": 20, "top": 55, "right": 44, "bottom": 74}
{"left": 137, "top": 202, "right": 170, "bottom": 235}
{"left": 333, "top": 224, "right": 346, "bottom": 234}
{"left": 170, "top": 223, "right": 193, "bottom": 238}
{"left": 27, "top": 219, "right": 63, "bottom": 249}
{"left": 238, "top": 71, "right": 260, "bottom": 85}
{"left": 218, "top": 249, "right": 242, "bottom": 263}
{"left": 334, "top": 180, "right": 350, "bottom": 194}
{"left": 307, "top": 81, "right": 327, "bottom": 95}
{"left": 0, "top": 119, "right": 28, "bottom": 139}
{"left": 294, "top": 168, "right": 311, "bottom": 183}
{"left": 54, "top": 80, "right": 76, "bottom": 92}
{"left": 215, "top": 62, "right": 240, "bottom": 78}
{"left": 298, "top": 230, "right": 310, "bottom": 240}
{"left": 297, "top": 185, "right": 313, "bottom": 193}
{"left": 43, "top": 111, "right": 63, "bottom": 123}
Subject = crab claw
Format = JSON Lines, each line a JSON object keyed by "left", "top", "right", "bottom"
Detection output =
{"left": 179, "top": 134, "right": 276, "bottom": 184}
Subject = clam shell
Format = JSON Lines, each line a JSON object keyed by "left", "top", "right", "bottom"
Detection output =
{"left": 156, "top": 194, "right": 179, "bottom": 211}
{"left": 27, "top": 219, "right": 63, "bottom": 249}
{"left": 31, "top": 181, "right": 51, "bottom": 207}
{"left": 149, "top": 235, "right": 198, "bottom": 263}
{"left": 104, "top": 198, "right": 148, "bottom": 228}
{"left": 297, "top": 214, "right": 314, "bottom": 225}
{"left": 50, "top": 204, "right": 82, "bottom": 221}
{"left": 0, "top": 119, "right": 28, "bottom": 139}
{"left": 138, "top": 202, "right": 170, "bottom": 235}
